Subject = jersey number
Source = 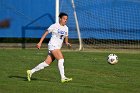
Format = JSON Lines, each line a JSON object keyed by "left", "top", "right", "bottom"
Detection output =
{"left": 60, "top": 35, "right": 64, "bottom": 39}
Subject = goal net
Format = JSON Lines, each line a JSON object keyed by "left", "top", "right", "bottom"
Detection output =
{"left": 60, "top": 0, "right": 140, "bottom": 49}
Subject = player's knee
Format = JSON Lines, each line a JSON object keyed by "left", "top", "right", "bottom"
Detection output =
{"left": 43, "top": 61, "right": 49, "bottom": 67}
{"left": 39, "top": 61, "right": 49, "bottom": 70}
{"left": 44, "top": 60, "right": 51, "bottom": 65}
{"left": 58, "top": 59, "right": 64, "bottom": 63}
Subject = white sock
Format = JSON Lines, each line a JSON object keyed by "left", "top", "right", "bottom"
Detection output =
{"left": 58, "top": 59, "right": 66, "bottom": 79}
{"left": 31, "top": 61, "right": 49, "bottom": 74}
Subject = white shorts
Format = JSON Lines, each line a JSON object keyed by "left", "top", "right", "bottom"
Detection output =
{"left": 48, "top": 45, "right": 61, "bottom": 56}
{"left": 48, "top": 45, "right": 61, "bottom": 51}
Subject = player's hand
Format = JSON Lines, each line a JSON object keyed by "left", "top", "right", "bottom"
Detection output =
{"left": 66, "top": 43, "right": 71, "bottom": 49}
{"left": 36, "top": 43, "right": 41, "bottom": 49}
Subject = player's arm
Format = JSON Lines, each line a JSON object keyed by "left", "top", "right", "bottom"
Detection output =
{"left": 65, "top": 36, "right": 71, "bottom": 47}
{"left": 37, "top": 30, "right": 49, "bottom": 49}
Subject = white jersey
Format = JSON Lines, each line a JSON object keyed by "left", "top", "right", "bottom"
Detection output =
{"left": 47, "top": 23, "right": 68, "bottom": 50}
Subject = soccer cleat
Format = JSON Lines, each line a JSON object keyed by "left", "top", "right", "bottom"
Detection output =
{"left": 27, "top": 70, "right": 32, "bottom": 81}
{"left": 61, "top": 77, "right": 72, "bottom": 83}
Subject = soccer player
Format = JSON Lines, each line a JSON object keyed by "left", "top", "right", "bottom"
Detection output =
{"left": 27, "top": 12, "right": 72, "bottom": 83}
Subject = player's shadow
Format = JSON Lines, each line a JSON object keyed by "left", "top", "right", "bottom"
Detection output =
{"left": 8, "top": 75, "right": 47, "bottom": 81}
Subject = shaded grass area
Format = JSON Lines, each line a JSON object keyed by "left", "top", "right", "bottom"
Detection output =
{"left": 0, "top": 49, "right": 139, "bottom": 93}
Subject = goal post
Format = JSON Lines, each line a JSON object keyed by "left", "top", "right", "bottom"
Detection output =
{"left": 71, "top": 0, "right": 83, "bottom": 51}
{"left": 59, "top": 0, "right": 140, "bottom": 49}
{"left": 57, "top": 0, "right": 83, "bottom": 50}
{"left": 55, "top": 0, "right": 59, "bottom": 23}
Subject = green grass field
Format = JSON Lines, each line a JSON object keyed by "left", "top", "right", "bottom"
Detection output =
{"left": 0, "top": 49, "right": 140, "bottom": 93}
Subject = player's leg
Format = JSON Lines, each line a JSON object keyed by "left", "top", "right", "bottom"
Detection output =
{"left": 30, "top": 54, "right": 55, "bottom": 74}
{"left": 51, "top": 49, "right": 72, "bottom": 83}
{"left": 27, "top": 53, "right": 55, "bottom": 81}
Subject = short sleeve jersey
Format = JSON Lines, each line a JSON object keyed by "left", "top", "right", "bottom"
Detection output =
{"left": 47, "top": 23, "right": 68, "bottom": 48}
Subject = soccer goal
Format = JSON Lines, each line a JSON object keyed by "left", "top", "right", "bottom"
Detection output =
{"left": 59, "top": 0, "right": 140, "bottom": 50}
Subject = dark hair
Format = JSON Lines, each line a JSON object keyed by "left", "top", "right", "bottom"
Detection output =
{"left": 59, "top": 12, "right": 68, "bottom": 18}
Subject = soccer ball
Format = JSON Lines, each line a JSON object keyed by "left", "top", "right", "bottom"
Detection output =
{"left": 107, "top": 54, "right": 118, "bottom": 65}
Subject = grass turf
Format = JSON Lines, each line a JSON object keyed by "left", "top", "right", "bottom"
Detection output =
{"left": 0, "top": 49, "right": 139, "bottom": 93}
